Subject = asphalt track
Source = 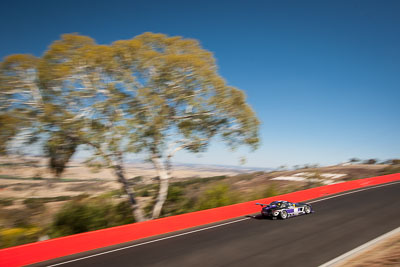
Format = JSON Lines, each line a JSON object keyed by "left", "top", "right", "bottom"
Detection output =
{"left": 36, "top": 182, "right": 400, "bottom": 267}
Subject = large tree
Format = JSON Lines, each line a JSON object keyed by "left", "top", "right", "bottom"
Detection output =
{"left": 0, "top": 33, "right": 260, "bottom": 221}
{"left": 112, "top": 33, "right": 260, "bottom": 218}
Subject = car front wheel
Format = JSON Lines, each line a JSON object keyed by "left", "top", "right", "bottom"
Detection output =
{"left": 304, "top": 206, "right": 311, "bottom": 214}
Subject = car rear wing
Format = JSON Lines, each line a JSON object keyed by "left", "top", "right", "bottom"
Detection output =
{"left": 255, "top": 203, "right": 269, "bottom": 207}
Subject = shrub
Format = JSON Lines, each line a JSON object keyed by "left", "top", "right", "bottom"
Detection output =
{"left": 381, "top": 165, "right": 400, "bottom": 175}
{"left": 173, "top": 176, "right": 227, "bottom": 187}
{"left": 167, "top": 185, "right": 184, "bottom": 203}
{"left": 73, "top": 193, "right": 90, "bottom": 201}
{"left": 50, "top": 198, "right": 134, "bottom": 237}
{"left": 0, "top": 227, "right": 42, "bottom": 249}
{"left": 383, "top": 159, "right": 400, "bottom": 165}
{"left": 98, "top": 190, "right": 122, "bottom": 199}
{"left": 0, "top": 198, "right": 13, "bottom": 206}
{"left": 23, "top": 198, "right": 45, "bottom": 210}
{"left": 392, "top": 159, "right": 400, "bottom": 165}
{"left": 160, "top": 185, "right": 190, "bottom": 216}
{"left": 23, "top": 196, "right": 72, "bottom": 209}
{"left": 195, "top": 183, "right": 239, "bottom": 211}
{"left": 137, "top": 189, "right": 150, "bottom": 197}
{"left": 261, "top": 184, "right": 280, "bottom": 198}
{"left": 144, "top": 199, "right": 156, "bottom": 217}
{"left": 363, "top": 159, "right": 377, "bottom": 165}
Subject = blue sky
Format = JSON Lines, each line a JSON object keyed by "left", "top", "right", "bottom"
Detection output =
{"left": 1, "top": 0, "right": 399, "bottom": 168}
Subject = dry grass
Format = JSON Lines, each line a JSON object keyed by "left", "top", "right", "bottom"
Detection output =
{"left": 0, "top": 155, "right": 243, "bottom": 200}
{"left": 0, "top": 156, "right": 241, "bottom": 181}
{"left": 0, "top": 155, "right": 394, "bottom": 230}
{"left": 337, "top": 230, "right": 400, "bottom": 267}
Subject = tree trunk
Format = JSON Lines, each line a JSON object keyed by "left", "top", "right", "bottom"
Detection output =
{"left": 113, "top": 154, "right": 146, "bottom": 222}
{"left": 151, "top": 156, "right": 170, "bottom": 219}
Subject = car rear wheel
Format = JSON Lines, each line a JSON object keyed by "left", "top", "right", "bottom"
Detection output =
{"left": 280, "top": 210, "right": 288, "bottom": 220}
{"left": 304, "top": 206, "right": 311, "bottom": 214}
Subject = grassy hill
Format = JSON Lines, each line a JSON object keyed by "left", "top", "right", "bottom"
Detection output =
{"left": 0, "top": 160, "right": 398, "bottom": 249}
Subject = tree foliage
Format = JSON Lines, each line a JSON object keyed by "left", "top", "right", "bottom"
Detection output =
{"left": 0, "top": 32, "right": 260, "bottom": 221}
{"left": 44, "top": 132, "right": 80, "bottom": 178}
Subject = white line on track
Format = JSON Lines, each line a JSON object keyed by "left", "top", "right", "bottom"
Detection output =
{"left": 46, "top": 180, "right": 400, "bottom": 267}
{"left": 319, "top": 226, "right": 400, "bottom": 267}
{"left": 47, "top": 218, "right": 250, "bottom": 267}
{"left": 308, "top": 180, "right": 400, "bottom": 204}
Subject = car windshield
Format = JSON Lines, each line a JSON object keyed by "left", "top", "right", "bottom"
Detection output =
{"left": 269, "top": 201, "right": 281, "bottom": 207}
{"left": 269, "top": 201, "right": 291, "bottom": 208}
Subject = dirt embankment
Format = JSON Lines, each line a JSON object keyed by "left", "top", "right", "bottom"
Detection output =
{"left": 337, "top": 230, "right": 400, "bottom": 267}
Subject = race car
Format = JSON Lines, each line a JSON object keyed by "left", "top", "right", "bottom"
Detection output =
{"left": 256, "top": 200, "right": 313, "bottom": 219}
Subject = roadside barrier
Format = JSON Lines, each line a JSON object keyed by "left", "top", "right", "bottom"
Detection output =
{"left": 1, "top": 173, "right": 399, "bottom": 266}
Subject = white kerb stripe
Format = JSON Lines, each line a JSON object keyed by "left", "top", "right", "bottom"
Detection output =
{"left": 319, "top": 226, "right": 400, "bottom": 267}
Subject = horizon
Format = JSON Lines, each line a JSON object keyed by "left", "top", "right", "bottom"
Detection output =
{"left": 1, "top": 0, "right": 399, "bottom": 168}
{"left": 0, "top": 153, "right": 390, "bottom": 171}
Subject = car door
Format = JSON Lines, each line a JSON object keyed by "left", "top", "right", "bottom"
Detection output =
{"left": 290, "top": 203, "right": 303, "bottom": 215}
{"left": 296, "top": 205, "right": 305, "bottom": 215}
{"left": 293, "top": 204, "right": 303, "bottom": 215}
{"left": 286, "top": 203, "right": 296, "bottom": 215}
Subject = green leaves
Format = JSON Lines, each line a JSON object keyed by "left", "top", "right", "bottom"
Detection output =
{"left": 1, "top": 31, "right": 260, "bottom": 173}
{"left": 0, "top": 114, "right": 21, "bottom": 154}
{"left": 44, "top": 131, "right": 80, "bottom": 177}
